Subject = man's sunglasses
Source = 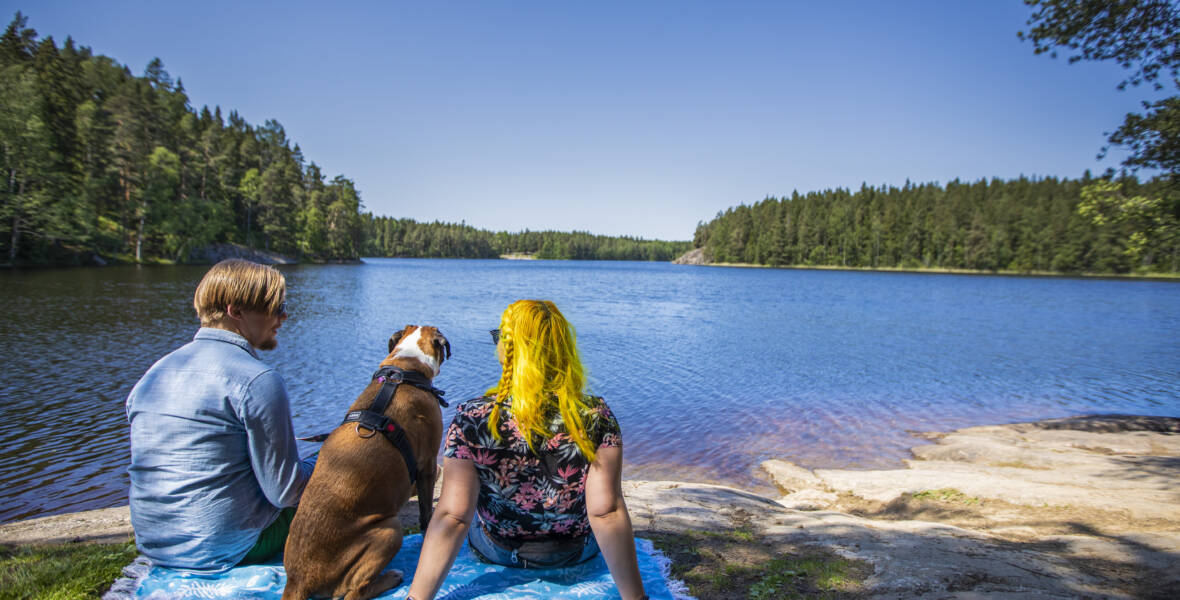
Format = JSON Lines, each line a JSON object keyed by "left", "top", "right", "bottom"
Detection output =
{"left": 489, "top": 329, "right": 500, "bottom": 344}
{"left": 273, "top": 301, "right": 287, "bottom": 317}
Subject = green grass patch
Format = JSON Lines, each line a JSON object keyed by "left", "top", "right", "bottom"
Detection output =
{"left": 912, "top": 488, "right": 982, "bottom": 505}
{"left": 698, "top": 526, "right": 756, "bottom": 543}
{"left": 748, "top": 555, "right": 858, "bottom": 600}
{"left": 0, "top": 538, "right": 137, "bottom": 600}
{"left": 649, "top": 529, "right": 867, "bottom": 599}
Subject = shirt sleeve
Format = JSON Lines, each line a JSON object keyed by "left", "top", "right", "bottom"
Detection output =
{"left": 239, "top": 369, "right": 311, "bottom": 508}
{"left": 443, "top": 402, "right": 477, "bottom": 461}
{"left": 593, "top": 398, "right": 622, "bottom": 449}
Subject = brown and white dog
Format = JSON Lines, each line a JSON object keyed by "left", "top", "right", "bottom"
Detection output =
{"left": 281, "top": 325, "right": 450, "bottom": 600}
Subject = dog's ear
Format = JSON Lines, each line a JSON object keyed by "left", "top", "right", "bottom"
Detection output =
{"left": 388, "top": 327, "right": 410, "bottom": 354}
{"left": 432, "top": 332, "right": 451, "bottom": 362}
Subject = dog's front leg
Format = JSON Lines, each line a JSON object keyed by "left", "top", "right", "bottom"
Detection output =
{"left": 416, "top": 462, "right": 437, "bottom": 532}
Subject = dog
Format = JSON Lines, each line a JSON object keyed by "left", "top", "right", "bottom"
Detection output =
{"left": 282, "top": 325, "right": 451, "bottom": 600}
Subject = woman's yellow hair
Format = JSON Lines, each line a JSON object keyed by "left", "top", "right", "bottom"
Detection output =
{"left": 486, "top": 299, "right": 598, "bottom": 461}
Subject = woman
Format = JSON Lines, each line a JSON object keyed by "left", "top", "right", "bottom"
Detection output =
{"left": 405, "top": 300, "right": 647, "bottom": 600}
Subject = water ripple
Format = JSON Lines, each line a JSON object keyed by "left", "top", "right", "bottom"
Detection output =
{"left": 2, "top": 261, "right": 1179, "bottom": 520}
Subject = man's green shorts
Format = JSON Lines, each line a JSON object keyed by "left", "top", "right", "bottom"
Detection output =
{"left": 239, "top": 507, "right": 296, "bottom": 565}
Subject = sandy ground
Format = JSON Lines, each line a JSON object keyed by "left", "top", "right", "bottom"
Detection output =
{"left": 2, "top": 414, "right": 1176, "bottom": 598}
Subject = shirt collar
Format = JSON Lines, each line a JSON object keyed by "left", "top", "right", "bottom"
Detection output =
{"left": 194, "top": 327, "right": 260, "bottom": 359}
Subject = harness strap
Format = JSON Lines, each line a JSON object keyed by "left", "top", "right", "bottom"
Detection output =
{"left": 340, "top": 409, "right": 419, "bottom": 484}
{"left": 298, "top": 366, "right": 447, "bottom": 484}
{"left": 372, "top": 366, "right": 449, "bottom": 408}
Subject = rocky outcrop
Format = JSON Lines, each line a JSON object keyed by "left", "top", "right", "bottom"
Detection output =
{"left": 763, "top": 414, "right": 1180, "bottom": 519}
{"left": 626, "top": 480, "right": 1132, "bottom": 599}
{"left": 761, "top": 414, "right": 1180, "bottom": 598}
{"left": 187, "top": 243, "right": 299, "bottom": 265}
{"left": 671, "top": 247, "right": 708, "bottom": 265}
{"left": 0, "top": 505, "right": 132, "bottom": 545}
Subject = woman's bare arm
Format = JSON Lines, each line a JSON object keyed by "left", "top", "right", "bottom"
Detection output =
{"left": 585, "top": 445, "right": 646, "bottom": 600}
{"left": 406, "top": 457, "right": 480, "bottom": 600}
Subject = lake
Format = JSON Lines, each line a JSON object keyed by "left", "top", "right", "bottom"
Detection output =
{"left": 1, "top": 259, "right": 1178, "bottom": 523}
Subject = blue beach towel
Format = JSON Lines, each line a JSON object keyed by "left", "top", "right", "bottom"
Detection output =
{"left": 105, "top": 536, "right": 694, "bottom": 600}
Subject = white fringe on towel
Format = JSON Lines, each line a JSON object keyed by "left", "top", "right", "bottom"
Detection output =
{"left": 637, "top": 538, "right": 697, "bottom": 600}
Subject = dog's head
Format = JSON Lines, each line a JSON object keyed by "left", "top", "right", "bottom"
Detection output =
{"left": 387, "top": 325, "right": 451, "bottom": 377}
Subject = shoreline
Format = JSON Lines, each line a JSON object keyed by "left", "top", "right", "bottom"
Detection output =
{"left": 4, "top": 414, "right": 1177, "bottom": 598}
{"left": 683, "top": 259, "right": 1180, "bottom": 282}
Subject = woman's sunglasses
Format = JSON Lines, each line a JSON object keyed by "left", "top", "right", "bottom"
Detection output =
{"left": 489, "top": 329, "right": 500, "bottom": 344}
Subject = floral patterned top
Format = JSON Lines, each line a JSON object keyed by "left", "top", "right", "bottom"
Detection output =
{"left": 444, "top": 395, "right": 622, "bottom": 541}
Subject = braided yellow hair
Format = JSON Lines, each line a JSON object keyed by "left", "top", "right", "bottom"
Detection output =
{"left": 486, "top": 300, "right": 598, "bottom": 460}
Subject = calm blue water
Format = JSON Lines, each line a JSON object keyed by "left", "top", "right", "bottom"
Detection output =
{"left": 1, "top": 259, "right": 1178, "bottom": 522}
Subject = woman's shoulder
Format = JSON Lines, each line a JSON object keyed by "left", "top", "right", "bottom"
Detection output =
{"left": 453, "top": 395, "right": 498, "bottom": 418}
{"left": 582, "top": 395, "right": 620, "bottom": 429}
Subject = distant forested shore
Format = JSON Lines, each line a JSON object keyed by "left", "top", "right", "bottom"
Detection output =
{"left": 690, "top": 175, "right": 1179, "bottom": 276}
{"left": 0, "top": 14, "right": 686, "bottom": 267}
{"left": 364, "top": 217, "right": 689, "bottom": 261}
{"left": 4, "top": 13, "right": 1177, "bottom": 273}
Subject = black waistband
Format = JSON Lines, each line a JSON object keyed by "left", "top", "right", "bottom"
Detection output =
{"left": 482, "top": 522, "right": 588, "bottom": 553}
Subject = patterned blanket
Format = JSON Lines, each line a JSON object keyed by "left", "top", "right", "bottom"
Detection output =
{"left": 104, "top": 536, "right": 694, "bottom": 600}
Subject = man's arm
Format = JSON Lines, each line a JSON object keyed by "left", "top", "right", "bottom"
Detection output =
{"left": 406, "top": 457, "right": 480, "bottom": 600}
{"left": 241, "top": 370, "right": 311, "bottom": 507}
{"left": 586, "top": 445, "right": 646, "bottom": 600}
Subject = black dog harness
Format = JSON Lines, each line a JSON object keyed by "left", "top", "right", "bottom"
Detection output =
{"left": 301, "top": 366, "right": 447, "bottom": 485}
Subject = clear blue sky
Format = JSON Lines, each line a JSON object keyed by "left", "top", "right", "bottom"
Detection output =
{"left": 4, "top": 1, "right": 1154, "bottom": 240}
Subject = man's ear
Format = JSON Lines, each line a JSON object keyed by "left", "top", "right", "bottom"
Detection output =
{"left": 225, "top": 304, "right": 244, "bottom": 320}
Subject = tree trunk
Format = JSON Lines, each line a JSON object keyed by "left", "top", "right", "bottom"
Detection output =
{"left": 9, "top": 211, "right": 18, "bottom": 264}
{"left": 179, "top": 158, "right": 188, "bottom": 201}
{"left": 120, "top": 169, "right": 131, "bottom": 254}
{"left": 136, "top": 198, "right": 146, "bottom": 263}
{"left": 9, "top": 212, "right": 18, "bottom": 263}
{"left": 9, "top": 174, "right": 24, "bottom": 264}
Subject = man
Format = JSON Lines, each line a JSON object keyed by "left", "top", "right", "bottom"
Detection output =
{"left": 126, "top": 259, "right": 312, "bottom": 572}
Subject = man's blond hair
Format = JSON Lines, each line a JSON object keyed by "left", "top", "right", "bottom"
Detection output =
{"left": 193, "top": 259, "right": 286, "bottom": 326}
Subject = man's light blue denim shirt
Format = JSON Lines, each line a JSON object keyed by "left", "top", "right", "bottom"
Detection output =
{"left": 126, "top": 327, "right": 311, "bottom": 572}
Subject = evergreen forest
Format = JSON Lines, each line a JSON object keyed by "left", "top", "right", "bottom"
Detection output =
{"left": 0, "top": 14, "right": 687, "bottom": 266}
{"left": 691, "top": 0, "right": 1180, "bottom": 276}
{"left": 691, "top": 175, "right": 1178, "bottom": 274}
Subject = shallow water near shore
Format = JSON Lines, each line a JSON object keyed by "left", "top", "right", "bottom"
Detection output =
{"left": 1, "top": 258, "right": 1178, "bottom": 522}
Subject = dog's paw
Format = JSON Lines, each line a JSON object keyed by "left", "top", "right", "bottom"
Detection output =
{"left": 380, "top": 569, "right": 404, "bottom": 590}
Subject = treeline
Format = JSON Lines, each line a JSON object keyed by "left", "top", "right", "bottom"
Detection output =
{"left": 363, "top": 217, "right": 690, "bottom": 261}
{"left": 692, "top": 175, "right": 1180, "bottom": 274}
{"left": 0, "top": 13, "right": 368, "bottom": 265}
{"left": 0, "top": 14, "right": 687, "bottom": 266}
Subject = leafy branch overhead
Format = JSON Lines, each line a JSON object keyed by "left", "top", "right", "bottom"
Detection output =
{"left": 1021, "top": 0, "right": 1180, "bottom": 176}
{"left": 1020, "top": 0, "right": 1180, "bottom": 269}
{"left": 1020, "top": 0, "right": 1180, "bottom": 91}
